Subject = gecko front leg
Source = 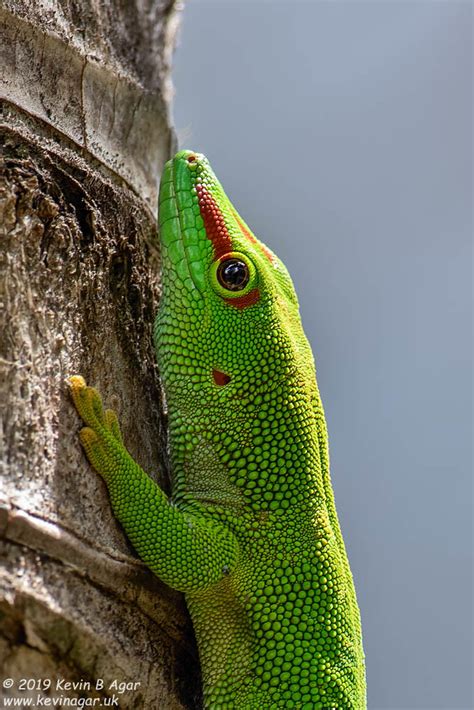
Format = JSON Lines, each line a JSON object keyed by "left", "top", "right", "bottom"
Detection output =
{"left": 68, "top": 376, "right": 239, "bottom": 594}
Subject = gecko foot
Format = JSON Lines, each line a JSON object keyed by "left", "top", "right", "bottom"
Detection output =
{"left": 67, "top": 375, "right": 124, "bottom": 480}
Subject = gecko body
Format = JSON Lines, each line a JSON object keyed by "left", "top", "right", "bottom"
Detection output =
{"left": 69, "top": 150, "right": 366, "bottom": 709}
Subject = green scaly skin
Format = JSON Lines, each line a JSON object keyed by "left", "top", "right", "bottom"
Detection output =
{"left": 69, "top": 150, "right": 366, "bottom": 709}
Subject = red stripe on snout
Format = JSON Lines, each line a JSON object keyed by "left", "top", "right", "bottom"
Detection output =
{"left": 196, "top": 185, "right": 233, "bottom": 258}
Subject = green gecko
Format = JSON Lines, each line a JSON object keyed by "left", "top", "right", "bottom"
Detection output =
{"left": 69, "top": 150, "right": 366, "bottom": 709}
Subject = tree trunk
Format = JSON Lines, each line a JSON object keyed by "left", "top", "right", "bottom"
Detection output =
{"left": 0, "top": 2, "right": 201, "bottom": 707}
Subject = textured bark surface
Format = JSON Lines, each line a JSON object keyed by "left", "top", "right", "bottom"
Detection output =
{"left": 0, "top": 2, "right": 201, "bottom": 708}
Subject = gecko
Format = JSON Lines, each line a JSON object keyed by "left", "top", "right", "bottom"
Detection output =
{"left": 69, "top": 150, "right": 366, "bottom": 709}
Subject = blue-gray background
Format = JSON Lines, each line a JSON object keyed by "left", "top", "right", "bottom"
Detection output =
{"left": 171, "top": 2, "right": 472, "bottom": 708}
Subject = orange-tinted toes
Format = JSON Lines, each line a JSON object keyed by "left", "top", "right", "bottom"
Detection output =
{"left": 105, "top": 408, "right": 122, "bottom": 442}
{"left": 79, "top": 426, "right": 110, "bottom": 476}
{"left": 67, "top": 375, "right": 87, "bottom": 409}
{"left": 68, "top": 375, "right": 106, "bottom": 428}
{"left": 69, "top": 376, "right": 124, "bottom": 482}
{"left": 79, "top": 426, "right": 99, "bottom": 447}
{"left": 88, "top": 386, "right": 105, "bottom": 423}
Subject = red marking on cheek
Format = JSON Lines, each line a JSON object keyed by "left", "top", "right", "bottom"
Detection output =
{"left": 196, "top": 185, "right": 233, "bottom": 258}
{"left": 224, "top": 288, "right": 260, "bottom": 309}
{"left": 212, "top": 369, "right": 231, "bottom": 386}
{"left": 234, "top": 213, "right": 274, "bottom": 263}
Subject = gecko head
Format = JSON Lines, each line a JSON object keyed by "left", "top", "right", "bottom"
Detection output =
{"left": 155, "top": 150, "right": 314, "bottom": 402}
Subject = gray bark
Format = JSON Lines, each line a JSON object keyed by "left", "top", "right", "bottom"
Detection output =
{"left": 0, "top": 2, "right": 201, "bottom": 707}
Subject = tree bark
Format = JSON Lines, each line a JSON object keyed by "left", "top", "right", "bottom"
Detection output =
{"left": 0, "top": 2, "right": 201, "bottom": 707}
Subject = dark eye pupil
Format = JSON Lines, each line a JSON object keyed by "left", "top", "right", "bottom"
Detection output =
{"left": 217, "top": 259, "right": 249, "bottom": 291}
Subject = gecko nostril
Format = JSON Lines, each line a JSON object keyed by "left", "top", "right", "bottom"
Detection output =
{"left": 187, "top": 154, "right": 197, "bottom": 163}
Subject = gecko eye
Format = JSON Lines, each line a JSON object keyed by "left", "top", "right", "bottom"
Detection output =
{"left": 210, "top": 251, "right": 257, "bottom": 302}
{"left": 216, "top": 259, "right": 250, "bottom": 291}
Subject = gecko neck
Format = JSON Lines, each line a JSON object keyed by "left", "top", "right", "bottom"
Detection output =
{"left": 167, "top": 372, "right": 327, "bottom": 516}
